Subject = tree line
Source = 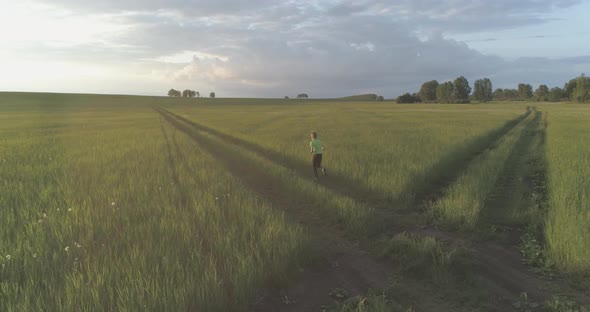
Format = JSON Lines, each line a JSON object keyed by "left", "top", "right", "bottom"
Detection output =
{"left": 168, "top": 89, "right": 216, "bottom": 98}
{"left": 396, "top": 74, "right": 590, "bottom": 103}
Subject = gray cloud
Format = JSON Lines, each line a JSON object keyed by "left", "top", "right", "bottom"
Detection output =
{"left": 21, "top": 0, "right": 589, "bottom": 97}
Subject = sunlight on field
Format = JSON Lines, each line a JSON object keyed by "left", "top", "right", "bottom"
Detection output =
{"left": 0, "top": 94, "right": 305, "bottom": 311}
{"left": 164, "top": 101, "right": 523, "bottom": 208}
{"left": 1, "top": 93, "right": 589, "bottom": 310}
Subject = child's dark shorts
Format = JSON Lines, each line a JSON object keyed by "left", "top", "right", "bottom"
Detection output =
{"left": 312, "top": 154, "right": 323, "bottom": 168}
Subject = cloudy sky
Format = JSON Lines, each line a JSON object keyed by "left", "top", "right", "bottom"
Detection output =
{"left": 0, "top": 0, "right": 589, "bottom": 98}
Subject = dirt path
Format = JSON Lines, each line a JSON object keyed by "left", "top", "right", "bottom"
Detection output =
{"left": 157, "top": 106, "right": 589, "bottom": 311}
{"left": 415, "top": 106, "right": 533, "bottom": 208}
{"left": 407, "top": 108, "right": 589, "bottom": 309}
{"left": 406, "top": 108, "right": 553, "bottom": 306}
{"left": 155, "top": 107, "right": 398, "bottom": 311}
{"left": 403, "top": 224, "right": 590, "bottom": 309}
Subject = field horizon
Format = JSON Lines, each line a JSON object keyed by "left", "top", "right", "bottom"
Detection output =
{"left": 1, "top": 92, "right": 589, "bottom": 311}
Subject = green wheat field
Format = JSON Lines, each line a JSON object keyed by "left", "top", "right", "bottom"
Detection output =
{"left": 1, "top": 92, "right": 589, "bottom": 311}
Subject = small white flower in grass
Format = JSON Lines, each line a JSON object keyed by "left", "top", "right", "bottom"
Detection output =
{"left": 64, "top": 246, "right": 70, "bottom": 252}
{"left": 33, "top": 254, "right": 37, "bottom": 258}
{"left": 57, "top": 208, "right": 60, "bottom": 212}
{"left": 43, "top": 213, "right": 47, "bottom": 218}
{"left": 215, "top": 197, "right": 219, "bottom": 200}
{"left": 5, "top": 255, "right": 10, "bottom": 261}
{"left": 75, "top": 242, "right": 82, "bottom": 248}
{"left": 38, "top": 219, "right": 43, "bottom": 224}
{"left": 111, "top": 202, "right": 116, "bottom": 206}
{"left": 68, "top": 208, "right": 73, "bottom": 212}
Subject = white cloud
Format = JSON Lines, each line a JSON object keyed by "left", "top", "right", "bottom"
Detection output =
{"left": 151, "top": 51, "right": 230, "bottom": 64}
{"left": 0, "top": 1, "right": 129, "bottom": 46}
{"left": 0, "top": 0, "right": 588, "bottom": 97}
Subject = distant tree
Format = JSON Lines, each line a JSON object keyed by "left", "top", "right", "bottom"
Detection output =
{"left": 182, "top": 89, "right": 197, "bottom": 98}
{"left": 396, "top": 93, "right": 418, "bottom": 103}
{"left": 548, "top": 87, "right": 566, "bottom": 102}
{"left": 412, "top": 93, "right": 421, "bottom": 103}
{"left": 196, "top": 91, "right": 200, "bottom": 98}
{"left": 533, "top": 85, "right": 549, "bottom": 101}
{"left": 482, "top": 78, "right": 493, "bottom": 102}
{"left": 518, "top": 83, "right": 533, "bottom": 100}
{"left": 168, "top": 88, "right": 181, "bottom": 97}
{"left": 453, "top": 76, "right": 471, "bottom": 103}
{"left": 572, "top": 74, "right": 590, "bottom": 103}
{"left": 564, "top": 78, "right": 578, "bottom": 100}
{"left": 436, "top": 81, "right": 455, "bottom": 103}
{"left": 505, "top": 89, "right": 520, "bottom": 101}
{"left": 494, "top": 88, "right": 520, "bottom": 101}
{"left": 492, "top": 88, "right": 504, "bottom": 101}
{"left": 419, "top": 80, "right": 439, "bottom": 102}
{"left": 377, "top": 95, "right": 384, "bottom": 101}
{"left": 473, "top": 78, "right": 493, "bottom": 102}
{"left": 210, "top": 92, "right": 216, "bottom": 99}
{"left": 284, "top": 96, "right": 289, "bottom": 99}
{"left": 297, "top": 93, "right": 309, "bottom": 99}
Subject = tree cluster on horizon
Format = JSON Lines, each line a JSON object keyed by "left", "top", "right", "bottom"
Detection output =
{"left": 396, "top": 74, "right": 590, "bottom": 104}
{"left": 168, "top": 89, "right": 215, "bottom": 98}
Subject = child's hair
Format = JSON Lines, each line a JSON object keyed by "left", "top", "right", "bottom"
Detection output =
{"left": 311, "top": 131, "right": 318, "bottom": 139}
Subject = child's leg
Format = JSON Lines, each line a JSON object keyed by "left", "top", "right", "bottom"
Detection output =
{"left": 312, "top": 155, "right": 319, "bottom": 178}
{"left": 317, "top": 154, "right": 327, "bottom": 176}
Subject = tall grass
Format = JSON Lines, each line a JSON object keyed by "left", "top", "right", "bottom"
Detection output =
{"left": 0, "top": 94, "right": 306, "bottom": 311}
{"left": 3, "top": 92, "right": 589, "bottom": 311}
{"left": 163, "top": 101, "right": 524, "bottom": 208}
{"left": 159, "top": 109, "right": 378, "bottom": 236}
{"left": 545, "top": 105, "right": 590, "bottom": 272}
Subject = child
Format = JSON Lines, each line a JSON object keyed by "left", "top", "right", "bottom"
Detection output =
{"left": 309, "top": 131, "right": 327, "bottom": 179}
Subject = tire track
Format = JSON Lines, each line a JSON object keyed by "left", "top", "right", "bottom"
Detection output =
{"left": 415, "top": 106, "right": 534, "bottom": 209}
{"left": 406, "top": 108, "right": 589, "bottom": 309}
{"left": 156, "top": 105, "right": 579, "bottom": 310}
{"left": 154, "top": 106, "right": 398, "bottom": 312}
{"left": 158, "top": 108, "right": 391, "bottom": 210}
{"left": 158, "top": 106, "right": 533, "bottom": 226}
{"left": 479, "top": 109, "right": 544, "bottom": 228}
{"left": 157, "top": 114, "right": 214, "bottom": 263}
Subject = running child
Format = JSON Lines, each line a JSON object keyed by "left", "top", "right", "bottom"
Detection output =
{"left": 309, "top": 131, "right": 327, "bottom": 179}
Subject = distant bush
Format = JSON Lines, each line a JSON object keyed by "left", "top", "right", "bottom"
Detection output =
{"left": 396, "top": 93, "right": 418, "bottom": 103}
{"left": 572, "top": 75, "right": 590, "bottom": 103}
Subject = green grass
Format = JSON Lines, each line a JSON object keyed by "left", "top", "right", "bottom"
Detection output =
{"left": 1, "top": 93, "right": 589, "bottom": 310}
{"left": 163, "top": 101, "right": 524, "bottom": 210}
{"left": 0, "top": 93, "right": 306, "bottom": 311}
{"left": 544, "top": 105, "right": 590, "bottom": 272}
{"left": 428, "top": 108, "right": 536, "bottom": 228}
{"left": 338, "top": 94, "right": 380, "bottom": 101}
